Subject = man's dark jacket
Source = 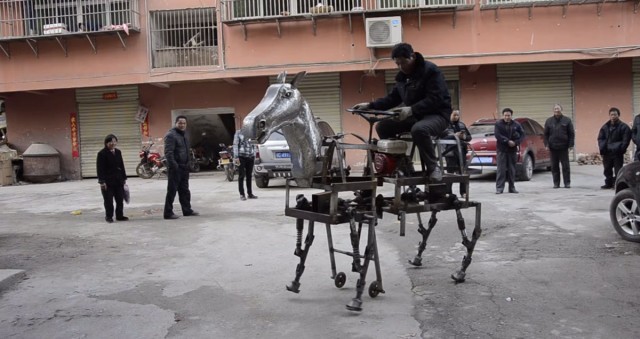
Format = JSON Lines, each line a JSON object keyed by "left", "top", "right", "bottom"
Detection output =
{"left": 631, "top": 115, "right": 640, "bottom": 147}
{"left": 369, "top": 52, "right": 451, "bottom": 121}
{"left": 597, "top": 120, "right": 631, "bottom": 156}
{"left": 494, "top": 119, "right": 524, "bottom": 153}
{"left": 544, "top": 115, "right": 575, "bottom": 150}
{"left": 96, "top": 148, "right": 126, "bottom": 185}
{"left": 164, "top": 127, "right": 190, "bottom": 170}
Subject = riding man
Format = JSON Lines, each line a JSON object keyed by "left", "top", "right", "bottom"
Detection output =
{"left": 353, "top": 42, "right": 452, "bottom": 181}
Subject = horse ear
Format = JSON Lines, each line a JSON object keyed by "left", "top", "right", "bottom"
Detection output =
{"left": 290, "top": 71, "right": 307, "bottom": 89}
{"left": 276, "top": 71, "right": 287, "bottom": 84}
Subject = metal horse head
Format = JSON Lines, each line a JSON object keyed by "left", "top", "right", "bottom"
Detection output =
{"left": 241, "top": 71, "right": 323, "bottom": 187}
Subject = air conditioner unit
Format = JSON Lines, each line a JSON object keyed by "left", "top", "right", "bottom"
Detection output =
{"left": 365, "top": 17, "right": 402, "bottom": 48}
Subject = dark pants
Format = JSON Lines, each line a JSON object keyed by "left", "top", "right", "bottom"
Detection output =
{"left": 550, "top": 148, "right": 570, "bottom": 187}
{"left": 445, "top": 152, "right": 467, "bottom": 195}
{"left": 164, "top": 166, "right": 193, "bottom": 217}
{"left": 496, "top": 151, "right": 517, "bottom": 192}
{"left": 376, "top": 114, "right": 448, "bottom": 171}
{"left": 238, "top": 156, "right": 255, "bottom": 197}
{"left": 101, "top": 182, "right": 125, "bottom": 219}
{"left": 602, "top": 153, "right": 624, "bottom": 187}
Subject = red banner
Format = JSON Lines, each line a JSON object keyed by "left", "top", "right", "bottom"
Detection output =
{"left": 70, "top": 112, "right": 79, "bottom": 158}
{"left": 141, "top": 113, "right": 150, "bottom": 137}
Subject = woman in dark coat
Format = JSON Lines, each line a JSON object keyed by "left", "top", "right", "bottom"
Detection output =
{"left": 96, "top": 134, "right": 128, "bottom": 223}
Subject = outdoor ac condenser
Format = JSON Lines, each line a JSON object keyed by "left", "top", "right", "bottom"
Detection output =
{"left": 365, "top": 16, "right": 402, "bottom": 48}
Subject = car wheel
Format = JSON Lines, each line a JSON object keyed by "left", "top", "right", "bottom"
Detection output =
{"left": 255, "top": 175, "right": 269, "bottom": 188}
{"left": 609, "top": 188, "right": 640, "bottom": 243}
{"left": 517, "top": 153, "right": 533, "bottom": 181}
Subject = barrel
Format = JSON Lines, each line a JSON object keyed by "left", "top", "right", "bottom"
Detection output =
{"left": 22, "top": 143, "right": 61, "bottom": 183}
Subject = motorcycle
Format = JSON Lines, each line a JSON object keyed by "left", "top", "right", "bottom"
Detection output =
{"left": 136, "top": 141, "right": 166, "bottom": 179}
{"left": 189, "top": 148, "right": 201, "bottom": 173}
{"left": 217, "top": 143, "right": 236, "bottom": 182}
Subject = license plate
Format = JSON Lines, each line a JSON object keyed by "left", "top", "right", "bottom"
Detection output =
{"left": 471, "top": 156, "right": 493, "bottom": 164}
{"left": 220, "top": 159, "right": 230, "bottom": 164}
{"left": 275, "top": 152, "right": 291, "bottom": 159}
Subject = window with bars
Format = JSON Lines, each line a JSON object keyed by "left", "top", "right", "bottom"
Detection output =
{"left": 150, "top": 7, "right": 218, "bottom": 68}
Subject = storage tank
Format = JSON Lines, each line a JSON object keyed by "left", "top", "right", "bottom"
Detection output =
{"left": 22, "top": 143, "right": 61, "bottom": 183}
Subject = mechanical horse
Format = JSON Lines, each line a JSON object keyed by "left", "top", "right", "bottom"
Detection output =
{"left": 241, "top": 70, "right": 483, "bottom": 311}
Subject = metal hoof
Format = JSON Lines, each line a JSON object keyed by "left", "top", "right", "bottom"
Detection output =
{"left": 286, "top": 281, "right": 301, "bottom": 293}
{"left": 293, "top": 248, "right": 302, "bottom": 257}
{"left": 451, "top": 270, "right": 466, "bottom": 283}
{"left": 408, "top": 257, "right": 422, "bottom": 266}
{"left": 346, "top": 298, "right": 363, "bottom": 312}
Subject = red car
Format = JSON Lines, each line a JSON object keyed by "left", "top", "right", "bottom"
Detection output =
{"left": 466, "top": 117, "right": 551, "bottom": 181}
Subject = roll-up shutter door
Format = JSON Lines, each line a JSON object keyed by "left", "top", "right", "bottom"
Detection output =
{"left": 270, "top": 72, "right": 342, "bottom": 132}
{"left": 633, "top": 58, "right": 640, "bottom": 116}
{"left": 76, "top": 86, "right": 141, "bottom": 178}
{"left": 497, "top": 62, "right": 573, "bottom": 126}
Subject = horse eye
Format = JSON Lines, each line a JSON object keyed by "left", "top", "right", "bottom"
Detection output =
{"left": 283, "top": 91, "right": 292, "bottom": 98}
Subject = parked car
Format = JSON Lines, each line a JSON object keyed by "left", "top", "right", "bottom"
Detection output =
{"left": 253, "top": 119, "right": 338, "bottom": 188}
{"left": 466, "top": 117, "right": 551, "bottom": 181}
{"left": 609, "top": 161, "right": 640, "bottom": 242}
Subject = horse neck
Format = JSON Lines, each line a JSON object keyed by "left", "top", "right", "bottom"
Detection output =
{"left": 281, "top": 106, "right": 322, "bottom": 187}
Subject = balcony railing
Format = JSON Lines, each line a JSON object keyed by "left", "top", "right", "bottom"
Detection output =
{"left": 0, "top": 0, "right": 141, "bottom": 40}
{"left": 481, "top": 0, "right": 630, "bottom": 6}
{"left": 220, "top": 0, "right": 474, "bottom": 22}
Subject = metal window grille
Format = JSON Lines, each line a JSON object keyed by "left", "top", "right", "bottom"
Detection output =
{"left": 150, "top": 7, "right": 218, "bottom": 68}
{"left": 0, "top": 0, "right": 139, "bottom": 38}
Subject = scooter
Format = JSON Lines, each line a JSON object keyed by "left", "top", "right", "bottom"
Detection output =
{"left": 217, "top": 143, "right": 236, "bottom": 182}
{"left": 136, "top": 141, "right": 166, "bottom": 179}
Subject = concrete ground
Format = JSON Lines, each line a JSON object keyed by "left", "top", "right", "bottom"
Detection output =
{"left": 0, "top": 164, "right": 639, "bottom": 338}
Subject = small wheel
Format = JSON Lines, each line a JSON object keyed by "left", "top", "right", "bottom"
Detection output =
{"left": 225, "top": 165, "right": 235, "bottom": 181}
{"left": 334, "top": 272, "right": 346, "bottom": 288}
{"left": 136, "top": 162, "right": 153, "bottom": 179}
{"left": 368, "top": 281, "right": 381, "bottom": 298}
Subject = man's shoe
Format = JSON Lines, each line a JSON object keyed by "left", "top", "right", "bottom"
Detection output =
{"left": 496, "top": 191, "right": 503, "bottom": 194}
{"left": 184, "top": 211, "right": 199, "bottom": 217}
{"left": 116, "top": 216, "right": 129, "bottom": 221}
{"left": 164, "top": 214, "right": 180, "bottom": 220}
{"left": 509, "top": 189, "right": 519, "bottom": 194}
{"left": 564, "top": 184, "right": 571, "bottom": 189}
{"left": 553, "top": 185, "right": 560, "bottom": 189}
{"left": 105, "top": 217, "right": 114, "bottom": 223}
{"left": 248, "top": 194, "right": 258, "bottom": 199}
{"left": 240, "top": 195, "right": 247, "bottom": 201}
{"left": 601, "top": 185, "right": 613, "bottom": 189}
{"left": 429, "top": 167, "right": 443, "bottom": 182}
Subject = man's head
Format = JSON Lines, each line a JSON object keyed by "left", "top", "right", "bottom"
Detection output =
{"left": 502, "top": 108, "right": 513, "bottom": 123}
{"left": 175, "top": 115, "right": 188, "bottom": 131}
{"left": 609, "top": 107, "right": 620, "bottom": 124}
{"left": 104, "top": 134, "right": 118, "bottom": 149}
{"left": 553, "top": 104, "right": 563, "bottom": 117}
{"left": 391, "top": 43, "right": 416, "bottom": 75}
{"left": 450, "top": 110, "right": 461, "bottom": 123}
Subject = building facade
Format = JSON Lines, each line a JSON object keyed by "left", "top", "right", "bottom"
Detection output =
{"left": 1, "top": 0, "right": 639, "bottom": 179}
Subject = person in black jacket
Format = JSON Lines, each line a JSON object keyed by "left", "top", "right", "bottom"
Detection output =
{"left": 631, "top": 113, "right": 640, "bottom": 161}
{"left": 543, "top": 104, "right": 575, "bottom": 189}
{"left": 442, "top": 110, "right": 472, "bottom": 197}
{"left": 597, "top": 107, "right": 631, "bottom": 189}
{"left": 494, "top": 108, "right": 524, "bottom": 194}
{"left": 352, "top": 43, "right": 451, "bottom": 182}
{"left": 96, "top": 134, "right": 128, "bottom": 223}
{"left": 164, "top": 115, "right": 199, "bottom": 219}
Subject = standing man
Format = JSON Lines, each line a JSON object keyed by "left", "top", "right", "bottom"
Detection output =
{"left": 352, "top": 42, "right": 452, "bottom": 181}
{"left": 233, "top": 130, "right": 258, "bottom": 201}
{"left": 597, "top": 107, "right": 631, "bottom": 189}
{"left": 494, "top": 108, "right": 524, "bottom": 194}
{"left": 543, "top": 104, "right": 575, "bottom": 189}
{"left": 164, "top": 115, "right": 199, "bottom": 219}
{"left": 96, "top": 134, "right": 128, "bottom": 223}
{"left": 631, "top": 112, "right": 640, "bottom": 161}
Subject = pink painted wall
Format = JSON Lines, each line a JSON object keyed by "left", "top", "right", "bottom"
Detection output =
{"left": 574, "top": 58, "right": 634, "bottom": 154}
{"left": 458, "top": 64, "right": 499, "bottom": 123}
{"left": 6, "top": 90, "right": 80, "bottom": 179}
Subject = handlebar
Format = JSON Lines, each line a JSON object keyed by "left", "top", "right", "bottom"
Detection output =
{"left": 347, "top": 108, "right": 398, "bottom": 124}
